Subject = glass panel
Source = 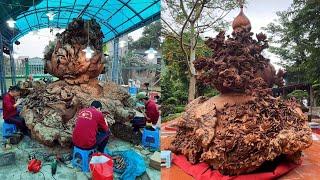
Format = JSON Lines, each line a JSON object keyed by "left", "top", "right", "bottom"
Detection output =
{"left": 6, "top": 0, "right": 160, "bottom": 43}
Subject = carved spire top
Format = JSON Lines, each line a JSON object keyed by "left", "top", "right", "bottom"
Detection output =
{"left": 232, "top": 2, "right": 251, "bottom": 31}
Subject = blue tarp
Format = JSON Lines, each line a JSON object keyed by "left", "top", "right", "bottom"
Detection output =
{"left": 105, "top": 149, "right": 146, "bottom": 180}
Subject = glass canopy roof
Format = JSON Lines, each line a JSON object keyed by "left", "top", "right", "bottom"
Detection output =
{"left": 0, "top": 0, "right": 160, "bottom": 43}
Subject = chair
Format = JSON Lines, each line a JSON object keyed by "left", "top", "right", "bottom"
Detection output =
{"left": 161, "top": 150, "right": 172, "bottom": 168}
{"left": 71, "top": 146, "right": 96, "bottom": 172}
{"left": 142, "top": 127, "right": 160, "bottom": 150}
{"left": 2, "top": 122, "right": 17, "bottom": 139}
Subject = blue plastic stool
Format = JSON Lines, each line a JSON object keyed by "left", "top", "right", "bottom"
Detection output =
{"left": 2, "top": 122, "right": 17, "bottom": 139}
{"left": 129, "top": 87, "right": 138, "bottom": 97}
{"left": 142, "top": 127, "right": 160, "bottom": 150}
{"left": 71, "top": 146, "right": 96, "bottom": 172}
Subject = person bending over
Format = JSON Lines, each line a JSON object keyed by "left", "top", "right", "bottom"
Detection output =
{"left": 72, "top": 101, "right": 110, "bottom": 152}
{"left": 136, "top": 92, "right": 160, "bottom": 129}
{"left": 3, "top": 85, "right": 29, "bottom": 135}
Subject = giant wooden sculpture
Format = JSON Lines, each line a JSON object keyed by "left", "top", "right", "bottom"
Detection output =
{"left": 21, "top": 19, "right": 134, "bottom": 147}
{"left": 170, "top": 7, "right": 312, "bottom": 175}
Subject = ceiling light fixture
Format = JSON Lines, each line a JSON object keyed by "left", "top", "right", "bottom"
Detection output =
{"left": 145, "top": 47, "right": 157, "bottom": 59}
{"left": 82, "top": 21, "right": 94, "bottom": 60}
{"left": 119, "top": 40, "right": 126, "bottom": 48}
{"left": 46, "top": 11, "right": 55, "bottom": 21}
{"left": 6, "top": 18, "right": 16, "bottom": 28}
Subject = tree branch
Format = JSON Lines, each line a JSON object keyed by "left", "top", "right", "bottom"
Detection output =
{"left": 193, "top": 32, "right": 200, "bottom": 49}
{"left": 179, "top": 0, "right": 188, "bottom": 18}
{"left": 191, "top": 0, "right": 206, "bottom": 23}
{"left": 180, "top": 0, "right": 200, "bottom": 68}
{"left": 161, "top": 32, "right": 191, "bottom": 47}
{"left": 161, "top": 17, "right": 181, "bottom": 38}
{"left": 197, "top": 9, "right": 232, "bottom": 32}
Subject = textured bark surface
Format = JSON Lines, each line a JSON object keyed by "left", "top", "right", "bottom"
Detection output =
{"left": 21, "top": 80, "right": 134, "bottom": 147}
{"left": 170, "top": 11, "right": 313, "bottom": 175}
{"left": 21, "top": 19, "right": 134, "bottom": 147}
{"left": 44, "top": 18, "right": 104, "bottom": 85}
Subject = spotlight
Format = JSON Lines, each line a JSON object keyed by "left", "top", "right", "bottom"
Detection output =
{"left": 82, "top": 46, "right": 94, "bottom": 59}
{"left": 6, "top": 18, "right": 16, "bottom": 28}
{"left": 46, "top": 12, "right": 55, "bottom": 21}
{"left": 119, "top": 40, "right": 126, "bottom": 48}
{"left": 145, "top": 47, "right": 157, "bottom": 59}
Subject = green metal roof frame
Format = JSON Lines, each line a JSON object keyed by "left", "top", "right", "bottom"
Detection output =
{"left": 0, "top": 0, "right": 160, "bottom": 44}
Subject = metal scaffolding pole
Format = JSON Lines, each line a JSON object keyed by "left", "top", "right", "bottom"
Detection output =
{"left": 0, "top": 33, "right": 7, "bottom": 96}
{"left": 9, "top": 43, "right": 16, "bottom": 86}
{"left": 111, "top": 38, "right": 119, "bottom": 84}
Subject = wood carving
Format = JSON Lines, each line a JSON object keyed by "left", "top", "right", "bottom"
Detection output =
{"left": 21, "top": 19, "right": 134, "bottom": 147}
{"left": 170, "top": 8, "right": 312, "bottom": 175}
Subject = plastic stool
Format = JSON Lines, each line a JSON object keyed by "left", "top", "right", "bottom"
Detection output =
{"left": 161, "top": 150, "right": 172, "bottom": 168}
{"left": 142, "top": 127, "right": 160, "bottom": 150}
{"left": 71, "top": 146, "right": 96, "bottom": 172}
{"left": 2, "top": 122, "right": 17, "bottom": 139}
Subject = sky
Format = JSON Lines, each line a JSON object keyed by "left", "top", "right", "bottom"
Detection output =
{"left": 13, "top": 28, "right": 64, "bottom": 58}
{"left": 204, "top": 0, "right": 293, "bottom": 70}
{"left": 13, "top": 27, "right": 143, "bottom": 59}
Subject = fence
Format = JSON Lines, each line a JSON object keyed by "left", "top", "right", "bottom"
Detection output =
{"left": 1, "top": 58, "right": 53, "bottom": 95}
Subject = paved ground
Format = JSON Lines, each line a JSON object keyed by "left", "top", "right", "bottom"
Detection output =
{"left": 0, "top": 113, "right": 160, "bottom": 180}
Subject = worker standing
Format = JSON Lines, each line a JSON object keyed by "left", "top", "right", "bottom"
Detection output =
{"left": 136, "top": 92, "right": 160, "bottom": 130}
{"left": 72, "top": 101, "right": 110, "bottom": 152}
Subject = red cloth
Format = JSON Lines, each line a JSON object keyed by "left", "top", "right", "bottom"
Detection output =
{"left": 172, "top": 154, "right": 299, "bottom": 180}
{"left": 145, "top": 99, "right": 159, "bottom": 124}
{"left": 72, "top": 107, "right": 108, "bottom": 149}
{"left": 2, "top": 93, "right": 18, "bottom": 120}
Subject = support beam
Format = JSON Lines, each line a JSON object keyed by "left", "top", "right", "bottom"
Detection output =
{"left": 0, "top": 33, "right": 7, "bottom": 96}
{"left": 111, "top": 38, "right": 119, "bottom": 84}
{"left": 9, "top": 43, "right": 16, "bottom": 86}
{"left": 56, "top": 0, "right": 62, "bottom": 27}
{"left": 76, "top": 3, "right": 89, "bottom": 19}
{"left": 118, "top": 0, "right": 143, "bottom": 20}
{"left": 67, "top": 0, "right": 78, "bottom": 24}
{"left": 33, "top": 0, "right": 41, "bottom": 29}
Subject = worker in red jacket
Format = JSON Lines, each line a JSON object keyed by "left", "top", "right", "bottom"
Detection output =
{"left": 72, "top": 101, "right": 110, "bottom": 152}
{"left": 136, "top": 92, "right": 160, "bottom": 129}
{"left": 3, "top": 86, "right": 29, "bottom": 135}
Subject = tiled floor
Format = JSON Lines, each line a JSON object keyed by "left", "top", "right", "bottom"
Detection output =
{"left": 161, "top": 120, "right": 320, "bottom": 180}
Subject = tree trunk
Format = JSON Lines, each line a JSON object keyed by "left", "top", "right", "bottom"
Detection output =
{"left": 188, "top": 75, "right": 196, "bottom": 102}
{"left": 188, "top": 23, "right": 196, "bottom": 102}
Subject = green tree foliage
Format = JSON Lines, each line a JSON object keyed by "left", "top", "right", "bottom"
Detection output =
{"left": 120, "top": 21, "right": 161, "bottom": 84}
{"left": 264, "top": 0, "right": 320, "bottom": 85}
{"left": 162, "top": 33, "right": 212, "bottom": 86}
{"left": 160, "top": 33, "right": 213, "bottom": 116}
{"left": 162, "top": 0, "right": 239, "bottom": 101}
{"left": 129, "top": 21, "right": 161, "bottom": 50}
{"left": 287, "top": 90, "right": 308, "bottom": 101}
{"left": 312, "top": 81, "right": 320, "bottom": 105}
{"left": 123, "top": 21, "right": 161, "bottom": 67}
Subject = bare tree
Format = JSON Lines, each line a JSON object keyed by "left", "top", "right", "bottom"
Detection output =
{"left": 162, "top": 0, "right": 240, "bottom": 101}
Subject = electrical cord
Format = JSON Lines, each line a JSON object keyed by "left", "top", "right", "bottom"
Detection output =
{"left": 39, "top": 171, "right": 46, "bottom": 180}
{"left": 19, "top": 170, "right": 45, "bottom": 180}
{"left": 52, "top": 175, "right": 57, "bottom": 180}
